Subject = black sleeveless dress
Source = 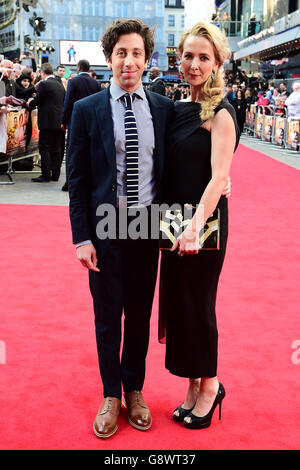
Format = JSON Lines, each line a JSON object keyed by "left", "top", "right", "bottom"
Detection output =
{"left": 159, "top": 98, "right": 240, "bottom": 378}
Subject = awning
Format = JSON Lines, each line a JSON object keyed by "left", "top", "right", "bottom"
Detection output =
{"left": 234, "top": 26, "right": 300, "bottom": 61}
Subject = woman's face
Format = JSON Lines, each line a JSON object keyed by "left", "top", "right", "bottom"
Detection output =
{"left": 237, "top": 91, "right": 242, "bottom": 99}
{"left": 180, "top": 35, "right": 217, "bottom": 87}
{"left": 21, "top": 78, "right": 30, "bottom": 89}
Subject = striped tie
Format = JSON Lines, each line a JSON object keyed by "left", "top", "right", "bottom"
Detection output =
{"left": 123, "top": 93, "right": 139, "bottom": 207}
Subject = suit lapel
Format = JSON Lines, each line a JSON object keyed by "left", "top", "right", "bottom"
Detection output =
{"left": 94, "top": 87, "right": 116, "bottom": 170}
{"left": 145, "top": 89, "right": 164, "bottom": 154}
{"left": 145, "top": 89, "right": 165, "bottom": 182}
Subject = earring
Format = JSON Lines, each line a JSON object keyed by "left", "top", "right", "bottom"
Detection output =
{"left": 211, "top": 71, "right": 217, "bottom": 83}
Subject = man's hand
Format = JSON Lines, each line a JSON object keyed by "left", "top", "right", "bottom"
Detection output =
{"left": 0, "top": 96, "right": 9, "bottom": 105}
{"left": 222, "top": 176, "right": 231, "bottom": 198}
{"left": 76, "top": 243, "right": 100, "bottom": 272}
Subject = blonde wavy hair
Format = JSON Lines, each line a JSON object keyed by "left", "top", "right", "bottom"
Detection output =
{"left": 178, "top": 22, "right": 231, "bottom": 121}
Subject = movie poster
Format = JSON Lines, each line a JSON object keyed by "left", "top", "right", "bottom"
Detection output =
{"left": 287, "top": 120, "right": 299, "bottom": 150}
{"left": 263, "top": 116, "right": 274, "bottom": 142}
{"left": 255, "top": 113, "right": 263, "bottom": 138}
{"left": 27, "top": 109, "right": 39, "bottom": 151}
{"left": 6, "top": 108, "right": 29, "bottom": 156}
{"left": 245, "top": 110, "right": 250, "bottom": 128}
{"left": 274, "top": 117, "right": 286, "bottom": 146}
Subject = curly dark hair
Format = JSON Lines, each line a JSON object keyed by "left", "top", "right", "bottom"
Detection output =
{"left": 101, "top": 18, "right": 155, "bottom": 62}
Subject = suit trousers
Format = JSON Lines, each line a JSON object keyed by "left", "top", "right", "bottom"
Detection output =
{"left": 39, "top": 129, "right": 62, "bottom": 180}
{"left": 89, "top": 221, "right": 159, "bottom": 399}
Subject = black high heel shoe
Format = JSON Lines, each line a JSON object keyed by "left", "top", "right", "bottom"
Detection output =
{"left": 173, "top": 403, "right": 195, "bottom": 422}
{"left": 183, "top": 382, "right": 225, "bottom": 429}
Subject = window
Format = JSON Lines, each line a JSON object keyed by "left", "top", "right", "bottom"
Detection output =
{"left": 168, "top": 0, "right": 176, "bottom": 6}
{"left": 82, "top": 0, "right": 104, "bottom": 16}
{"left": 115, "top": 2, "right": 130, "bottom": 17}
{"left": 58, "top": 24, "right": 71, "bottom": 40}
{"left": 168, "top": 15, "right": 175, "bottom": 27}
{"left": 181, "top": 15, "right": 185, "bottom": 28}
{"left": 168, "top": 34, "right": 175, "bottom": 46}
{"left": 82, "top": 25, "right": 88, "bottom": 40}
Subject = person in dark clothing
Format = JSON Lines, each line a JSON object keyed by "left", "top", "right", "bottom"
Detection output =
{"left": 60, "top": 59, "right": 100, "bottom": 191}
{"left": 54, "top": 65, "right": 67, "bottom": 169}
{"left": 226, "top": 83, "right": 238, "bottom": 106}
{"left": 232, "top": 89, "right": 247, "bottom": 134}
{"left": 55, "top": 64, "right": 67, "bottom": 88}
{"left": 172, "top": 83, "right": 182, "bottom": 101}
{"left": 28, "top": 62, "right": 65, "bottom": 183}
{"left": 248, "top": 15, "right": 256, "bottom": 36}
{"left": 15, "top": 73, "right": 36, "bottom": 101}
{"left": 149, "top": 67, "right": 166, "bottom": 96}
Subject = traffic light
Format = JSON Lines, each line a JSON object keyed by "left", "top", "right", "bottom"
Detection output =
{"left": 29, "top": 12, "right": 46, "bottom": 36}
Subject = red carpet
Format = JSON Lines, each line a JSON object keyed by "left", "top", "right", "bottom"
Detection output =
{"left": 0, "top": 143, "right": 300, "bottom": 450}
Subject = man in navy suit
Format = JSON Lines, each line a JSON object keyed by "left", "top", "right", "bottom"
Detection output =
{"left": 61, "top": 59, "right": 100, "bottom": 191}
{"left": 68, "top": 19, "right": 174, "bottom": 439}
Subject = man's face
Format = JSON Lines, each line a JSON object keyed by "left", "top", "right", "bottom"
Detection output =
{"left": 232, "top": 85, "right": 238, "bottom": 93}
{"left": 106, "top": 33, "right": 148, "bottom": 92}
{"left": 149, "top": 67, "right": 158, "bottom": 80}
{"left": 1, "top": 59, "right": 14, "bottom": 78}
{"left": 57, "top": 67, "right": 65, "bottom": 78}
{"left": 280, "top": 83, "right": 286, "bottom": 91}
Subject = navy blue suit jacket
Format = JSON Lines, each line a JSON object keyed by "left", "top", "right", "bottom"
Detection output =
{"left": 62, "top": 73, "right": 101, "bottom": 127}
{"left": 68, "top": 86, "right": 174, "bottom": 253}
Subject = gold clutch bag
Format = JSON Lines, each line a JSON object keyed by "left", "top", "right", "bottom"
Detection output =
{"left": 159, "top": 204, "right": 220, "bottom": 250}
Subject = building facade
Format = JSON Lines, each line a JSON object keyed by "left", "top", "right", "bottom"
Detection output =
{"left": 1, "top": 0, "right": 167, "bottom": 80}
{"left": 234, "top": 0, "right": 300, "bottom": 79}
{"left": 164, "top": 0, "right": 184, "bottom": 73}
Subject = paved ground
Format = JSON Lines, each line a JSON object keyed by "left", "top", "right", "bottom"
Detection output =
{"left": 0, "top": 134, "right": 299, "bottom": 206}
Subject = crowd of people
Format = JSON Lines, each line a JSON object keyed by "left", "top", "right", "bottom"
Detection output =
{"left": 0, "top": 55, "right": 104, "bottom": 182}
{"left": 223, "top": 70, "right": 300, "bottom": 133}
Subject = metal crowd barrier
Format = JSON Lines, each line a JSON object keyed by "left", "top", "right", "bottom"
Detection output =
{"left": 0, "top": 151, "right": 40, "bottom": 185}
{"left": 244, "top": 104, "right": 300, "bottom": 154}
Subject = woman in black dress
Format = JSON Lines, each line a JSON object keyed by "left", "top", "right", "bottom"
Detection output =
{"left": 159, "top": 22, "right": 240, "bottom": 429}
{"left": 232, "top": 89, "right": 247, "bottom": 134}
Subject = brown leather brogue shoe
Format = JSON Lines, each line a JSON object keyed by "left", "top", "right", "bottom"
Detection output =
{"left": 93, "top": 397, "right": 121, "bottom": 439}
{"left": 124, "top": 391, "right": 152, "bottom": 431}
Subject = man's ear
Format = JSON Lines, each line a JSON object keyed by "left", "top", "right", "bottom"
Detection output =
{"left": 106, "top": 58, "right": 112, "bottom": 70}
